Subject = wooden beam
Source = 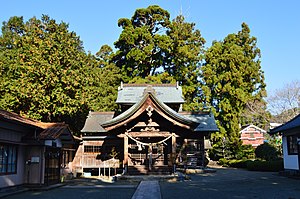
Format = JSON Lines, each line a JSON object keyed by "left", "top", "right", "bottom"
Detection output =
{"left": 126, "top": 131, "right": 171, "bottom": 137}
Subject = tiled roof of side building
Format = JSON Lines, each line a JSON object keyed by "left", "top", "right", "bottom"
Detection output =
{"left": 269, "top": 114, "right": 300, "bottom": 134}
{"left": 0, "top": 109, "right": 63, "bottom": 129}
{"left": 116, "top": 83, "right": 185, "bottom": 104}
{"left": 180, "top": 112, "right": 219, "bottom": 132}
{"left": 0, "top": 109, "right": 75, "bottom": 142}
{"left": 81, "top": 111, "right": 115, "bottom": 133}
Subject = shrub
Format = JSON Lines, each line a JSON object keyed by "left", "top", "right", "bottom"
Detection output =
{"left": 236, "top": 145, "right": 255, "bottom": 160}
{"left": 218, "top": 158, "right": 251, "bottom": 168}
{"left": 218, "top": 158, "right": 229, "bottom": 166}
{"left": 246, "top": 159, "right": 283, "bottom": 172}
{"left": 228, "top": 159, "right": 252, "bottom": 168}
{"left": 255, "top": 142, "right": 280, "bottom": 161}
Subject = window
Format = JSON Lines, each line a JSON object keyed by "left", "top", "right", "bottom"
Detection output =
{"left": 287, "top": 135, "right": 298, "bottom": 155}
{"left": 0, "top": 144, "right": 18, "bottom": 175}
{"left": 84, "top": 145, "right": 102, "bottom": 153}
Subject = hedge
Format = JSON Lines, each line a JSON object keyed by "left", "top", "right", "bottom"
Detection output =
{"left": 246, "top": 159, "right": 284, "bottom": 172}
{"left": 217, "top": 158, "right": 284, "bottom": 172}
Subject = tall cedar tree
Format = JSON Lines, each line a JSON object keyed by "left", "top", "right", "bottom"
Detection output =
{"left": 0, "top": 15, "right": 110, "bottom": 133}
{"left": 201, "top": 23, "right": 266, "bottom": 159}
{"left": 92, "top": 45, "right": 121, "bottom": 111}
{"left": 112, "top": 5, "right": 205, "bottom": 110}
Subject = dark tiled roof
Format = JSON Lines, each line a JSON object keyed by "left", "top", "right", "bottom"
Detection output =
{"left": 102, "top": 92, "right": 195, "bottom": 127}
{"left": 180, "top": 112, "right": 219, "bottom": 132}
{"left": 269, "top": 114, "right": 300, "bottom": 134}
{"left": 0, "top": 109, "right": 75, "bottom": 142}
{"left": 0, "top": 109, "right": 57, "bottom": 129}
{"left": 116, "top": 83, "right": 185, "bottom": 104}
{"left": 81, "top": 112, "right": 115, "bottom": 132}
{"left": 38, "top": 124, "right": 70, "bottom": 140}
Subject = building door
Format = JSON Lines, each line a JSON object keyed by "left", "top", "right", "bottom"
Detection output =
{"left": 45, "top": 147, "right": 61, "bottom": 185}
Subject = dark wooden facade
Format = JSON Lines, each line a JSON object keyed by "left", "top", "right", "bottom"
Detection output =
{"left": 77, "top": 84, "right": 218, "bottom": 175}
{"left": 0, "top": 110, "right": 77, "bottom": 188}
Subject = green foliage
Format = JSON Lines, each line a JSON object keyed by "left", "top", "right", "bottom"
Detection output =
{"left": 246, "top": 159, "right": 283, "bottom": 172}
{"left": 218, "top": 158, "right": 251, "bottom": 168}
{"left": 201, "top": 23, "right": 266, "bottom": 158}
{"left": 209, "top": 136, "right": 234, "bottom": 160}
{"left": 112, "top": 5, "right": 205, "bottom": 110}
{"left": 0, "top": 15, "right": 120, "bottom": 133}
{"left": 128, "top": 72, "right": 176, "bottom": 84}
{"left": 235, "top": 145, "right": 255, "bottom": 160}
{"left": 113, "top": 5, "right": 171, "bottom": 79}
{"left": 255, "top": 142, "right": 280, "bottom": 161}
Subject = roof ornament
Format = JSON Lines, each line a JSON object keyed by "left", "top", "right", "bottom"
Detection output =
{"left": 143, "top": 85, "right": 156, "bottom": 95}
{"left": 146, "top": 106, "right": 153, "bottom": 118}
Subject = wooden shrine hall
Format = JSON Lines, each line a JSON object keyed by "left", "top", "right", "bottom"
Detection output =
{"left": 74, "top": 83, "right": 218, "bottom": 175}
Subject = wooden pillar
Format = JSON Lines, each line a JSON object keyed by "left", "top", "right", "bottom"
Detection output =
{"left": 123, "top": 136, "right": 128, "bottom": 173}
{"left": 200, "top": 137, "right": 205, "bottom": 168}
{"left": 170, "top": 133, "right": 176, "bottom": 171}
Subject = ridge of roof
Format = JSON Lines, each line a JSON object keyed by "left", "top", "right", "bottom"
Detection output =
{"left": 0, "top": 109, "right": 63, "bottom": 129}
{"left": 102, "top": 92, "right": 195, "bottom": 128}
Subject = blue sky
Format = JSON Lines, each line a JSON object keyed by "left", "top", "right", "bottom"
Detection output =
{"left": 1, "top": 0, "right": 299, "bottom": 95}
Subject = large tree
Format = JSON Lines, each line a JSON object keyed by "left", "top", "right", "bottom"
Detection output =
{"left": 113, "top": 5, "right": 171, "bottom": 80}
{"left": 111, "top": 5, "right": 205, "bottom": 110}
{"left": 201, "top": 23, "right": 266, "bottom": 159}
{"left": 166, "top": 15, "right": 205, "bottom": 110}
{"left": 0, "top": 15, "right": 98, "bottom": 132}
{"left": 90, "top": 45, "right": 121, "bottom": 111}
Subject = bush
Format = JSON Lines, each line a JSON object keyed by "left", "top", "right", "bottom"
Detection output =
{"left": 236, "top": 145, "right": 255, "bottom": 160}
{"left": 246, "top": 159, "right": 283, "bottom": 172}
{"left": 218, "top": 158, "right": 229, "bottom": 166}
{"left": 228, "top": 159, "right": 252, "bottom": 168}
{"left": 218, "top": 158, "right": 251, "bottom": 168}
{"left": 255, "top": 142, "right": 280, "bottom": 161}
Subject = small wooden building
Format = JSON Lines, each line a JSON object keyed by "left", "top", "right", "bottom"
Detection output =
{"left": 270, "top": 114, "right": 300, "bottom": 172}
{"left": 240, "top": 124, "right": 266, "bottom": 147}
{"left": 0, "top": 110, "right": 76, "bottom": 188}
{"left": 74, "top": 83, "right": 218, "bottom": 175}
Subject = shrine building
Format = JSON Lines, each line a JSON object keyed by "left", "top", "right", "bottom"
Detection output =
{"left": 72, "top": 83, "right": 218, "bottom": 175}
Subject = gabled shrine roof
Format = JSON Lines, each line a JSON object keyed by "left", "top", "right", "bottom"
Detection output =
{"left": 102, "top": 91, "right": 194, "bottom": 130}
{"left": 116, "top": 83, "right": 185, "bottom": 104}
{"left": 81, "top": 84, "right": 219, "bottom": 134}
{"left": 269, "top": 114, "right": 300, "bottom": 134}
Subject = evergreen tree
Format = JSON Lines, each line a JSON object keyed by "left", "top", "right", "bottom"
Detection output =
{"left": 113, "top": 5, "right": 171, "bottom": 80}
{"left": 0, "top": 15, "right": 97, "bottom": 132}
{"left": 111, "top": 5, "right": 205, "bottom": 110}
{"left": 201, "top": 23, "right": 266, "bottom": 159}
{"left": 166, "top": 15, "right": 205, "bottom": 111}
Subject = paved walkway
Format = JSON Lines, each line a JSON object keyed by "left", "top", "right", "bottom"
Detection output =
{"left": 131, "top": 181, "right": 161, "bottom": 199}
{"left": 2, "top": 167, "right": 300, "bottom": 199}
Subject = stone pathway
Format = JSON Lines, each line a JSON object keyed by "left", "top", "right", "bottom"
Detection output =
{"left": 131, "top": 181, "right": 161, "bottom": 199}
